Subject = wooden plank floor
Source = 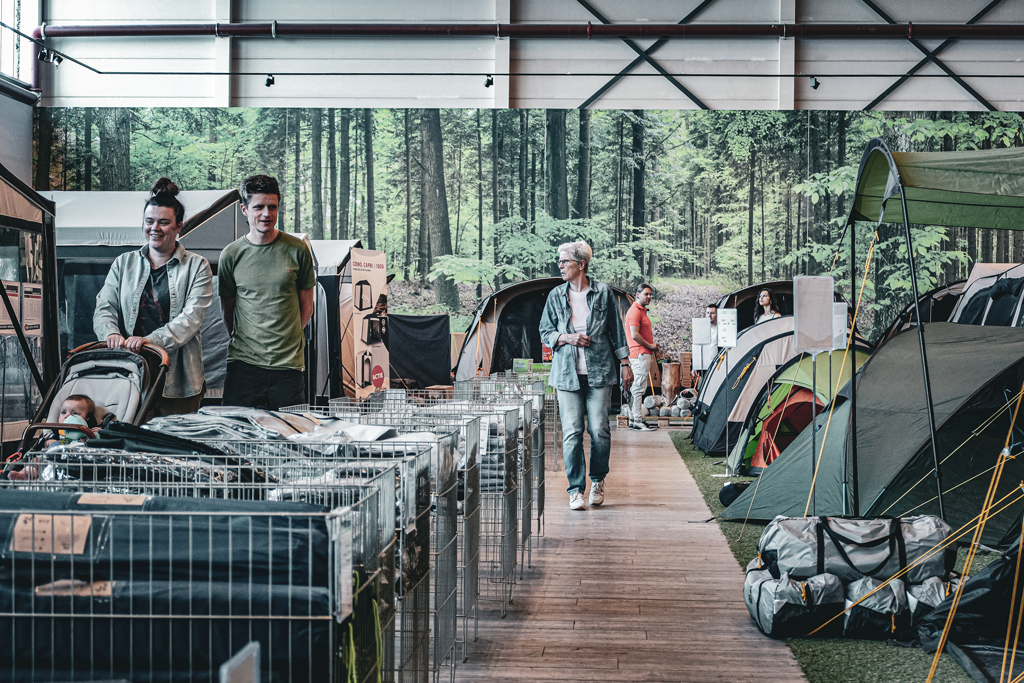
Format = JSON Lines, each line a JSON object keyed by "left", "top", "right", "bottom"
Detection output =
{"left": 456, "top": 428, "right": 807, "bottom": 683}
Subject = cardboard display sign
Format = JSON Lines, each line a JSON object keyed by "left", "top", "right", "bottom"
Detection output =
{"left": 350, "top": 249, "right": 389, "bottom": 399}
{"left": 691, "top": 317, "right": 716, "bottom": 371}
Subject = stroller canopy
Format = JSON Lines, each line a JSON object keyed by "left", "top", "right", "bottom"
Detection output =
{"left": 722, "top": 323, "right": 1024, "bottom": 549}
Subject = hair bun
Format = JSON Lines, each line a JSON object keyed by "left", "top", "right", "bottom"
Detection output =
{"left": 150, "top": 177, "right": 179, "bottom": 198}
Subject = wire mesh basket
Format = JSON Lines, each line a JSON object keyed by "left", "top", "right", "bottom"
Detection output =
{"left": 0, "top": 459, "right": 397, "bottom": 683}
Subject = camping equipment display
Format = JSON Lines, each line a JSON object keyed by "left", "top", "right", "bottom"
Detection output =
{"left": 722, "top": 324, "right": 1024, "bottom": 549}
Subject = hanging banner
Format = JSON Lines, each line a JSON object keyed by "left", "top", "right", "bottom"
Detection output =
{"left": 21, "top": 283, "right": 42, "bottom": 338}
{"left": 350, "top": 248, "right": 389, "bottom": 399}
{"left": 0, "top": 282, "right": 19, "bottom": 336}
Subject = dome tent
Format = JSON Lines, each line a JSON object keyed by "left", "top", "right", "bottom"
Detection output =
{"left": 454, "top": 277, "right": 633, "bottom": 381}
{"left": 724, "top": 345, "right": 871, "bottom": 476}
{"left": 721, "top": 323, "right": 1024, "bottom": 549}
{"left": 690, "top": 315, "right": 797, "bottom": 456}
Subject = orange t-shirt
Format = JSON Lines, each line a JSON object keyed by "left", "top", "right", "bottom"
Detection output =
{"left": 625, "top": 302, "right": 653, "bottom": 358}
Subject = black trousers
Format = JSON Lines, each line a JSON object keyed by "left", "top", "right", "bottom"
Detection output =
{"left": 222, "top": 360, "right": 305, "bottom": 410}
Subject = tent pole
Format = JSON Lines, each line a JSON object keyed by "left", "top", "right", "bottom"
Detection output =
{"left": 899, "top": 189, "right": 945, "bottom": 519}
{"left": 849, "top": 217, "right": 858, "bottom": 516}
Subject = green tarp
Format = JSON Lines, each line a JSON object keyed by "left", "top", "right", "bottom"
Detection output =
{"left": 722, "top": 323, "right": 1024, "bottom": 548}
{"left": 851, "top": 142, "right": 1024, "bottom": 231}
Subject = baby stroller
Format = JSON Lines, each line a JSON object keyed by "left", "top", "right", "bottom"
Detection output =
{"left": 19, "top": 340, "right": 170, "bottom": 451}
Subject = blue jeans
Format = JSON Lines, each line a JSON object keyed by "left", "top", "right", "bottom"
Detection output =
{"left": 557, "top": 375, "right": 612, "bottom": 495}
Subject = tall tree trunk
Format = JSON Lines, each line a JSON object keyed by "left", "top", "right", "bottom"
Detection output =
{"left": 615, "top": 114, "right": 623, "bottom": 244}
{"left": 519, "top": 110, "right": 528, "bottom": 220}
{"left": 546, "top": 110, "right": 569, "bottom": 220}
{"left": 310, "top": 110, "right": 324, "bottom": 239}
{"left": 420, "top": 109, "right": 460, "bottom": 310}
{"left": 34, "top": 108, "right": 52, "bottom": 190}
{"left": 759, "top": 156, "right": 766, "bottom": 281}
{"left": 630, "top": 110, "right": 646, "bottom": 271}
{"left": 530, "top": 144, "right": 536, "bottom": 223}
{"left": 419, "top": 113, "right": 428, "bottom": 284}
{"left": 83, "top": 108, "right": 93, "bottom": 191}
{"left": 477, "top": 110, "right": 484, "bottom": 298}
{"left": 491, "top": 111, "right": 501, "bottom": 287}
{"left": 98, "top": 108, "right": 131, "bottom": 191}
{"left": 785, "top": 187, "right": 793, "bottom": 279}
{"left": 292, "top": 110, "right": 301, "bottom": 233}
{"left": 836, "top": 112, "right": 848, "bottom": 221}
{"left": 327, "top": 109, "right": 337, "bottom": 240}
{"left": 573, "top": 107, "right": 591, "bottom": 219}
{"left": 338, "top": 110, "right": 350, "bottom": 240}
{"left": 648, "top": 154, "right": 660, "bottom": 279}
{"left": 404, "top": 110, "right": 412, "bottom": 281}
{"left": 207, "top": 111, "right": 218, "bottom": 187}
{"left": 363, "top": 109, "right": 376, "bottom": 250}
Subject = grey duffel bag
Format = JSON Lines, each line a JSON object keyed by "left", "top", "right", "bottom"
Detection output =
{"left": 758, "top": 515, "right": 954, "bottom": 584}
{"left": 743, "top": 558, "right": 845, "bottom": 639}
{"left": 843, "top": 576, "right": 911, "bottom": 640}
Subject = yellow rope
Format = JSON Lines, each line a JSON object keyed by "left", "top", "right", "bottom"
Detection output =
{"left": 927, "top": 380, "right": 1024, "bottom": 683}
{"left": 804, "top": 232, "right": 877, "bottom": 516}
{"left": 1001, "top": 508, "right": 1024, "bottom": 683}
{"left": 880, "top": 387, "right": 1024, "bottom": 516}
{"left": 892, "top": 451, "right": 1021, "bottom": 519}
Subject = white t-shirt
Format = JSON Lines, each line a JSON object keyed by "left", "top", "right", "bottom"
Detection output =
{"left": 568, "top": 286, "right": 591, "bottom": 375}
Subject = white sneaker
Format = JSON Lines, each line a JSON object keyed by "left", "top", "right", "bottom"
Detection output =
{"left": 589, "top": 480, "right": 605, "bottom": 507}
{"left": 569, "top": 491, "right": 586, "bottom": 511}
{"left": 631, "top": 419, "right": 656, "bottom": 432}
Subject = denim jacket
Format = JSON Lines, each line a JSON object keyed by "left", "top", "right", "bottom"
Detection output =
{"left": 538, "top": 278, "right": 630, "bottom": 391}
{"left": 93, "top": 243, "right": 213, "bottom": 398}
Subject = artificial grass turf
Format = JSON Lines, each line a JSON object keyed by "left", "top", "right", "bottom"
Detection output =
{"left": 670, "top": 431, "right": 975, "bottom": 683}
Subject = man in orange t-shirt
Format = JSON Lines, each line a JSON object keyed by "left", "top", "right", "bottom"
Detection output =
{"left": 625, "top": 283, "right": 659, "bottom": 431}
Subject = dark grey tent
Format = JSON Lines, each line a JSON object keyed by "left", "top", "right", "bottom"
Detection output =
{"left": 722, "top": 323, "right": 1024, "bottom": 549}
{"left": 717, "top": 280, "right": 794, "bottom": 334}
{"left": 876, "top": 280, "right": 966, "bottom": 344}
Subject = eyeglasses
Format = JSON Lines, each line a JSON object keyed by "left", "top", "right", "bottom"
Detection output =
{"left": 557, "top": 259, "right": 577, "bottom": 267}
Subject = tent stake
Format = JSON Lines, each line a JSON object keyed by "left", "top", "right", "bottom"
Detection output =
{"left": 900, "top": 188, "right": 945, "bottom": 519}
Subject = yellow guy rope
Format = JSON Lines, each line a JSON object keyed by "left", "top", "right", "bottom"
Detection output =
{"left": 808, "top": 484, "right": 1024, "bottom": 637}
{"left": 895, "top": 450, "right": 1022, "bottom": 519}
{"left": 926, "top": 380, "right": 1024, "bottom": 683}
{"left": 881, "top": 386, "right": 1024, "bottom": 517}
{"left": 1001, "top": 510, "right": 1024, "bottom": 683}
{"left": 804, "top": 232, "right": 878, "bottom": 516}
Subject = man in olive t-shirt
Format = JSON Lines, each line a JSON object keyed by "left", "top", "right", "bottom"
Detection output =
{"left": 219, "top": 175, "right": 316, "bottom": 409}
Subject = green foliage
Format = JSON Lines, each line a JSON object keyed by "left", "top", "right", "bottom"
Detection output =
{"left": 427, "top": 255, "right": 525, "bottom": 287}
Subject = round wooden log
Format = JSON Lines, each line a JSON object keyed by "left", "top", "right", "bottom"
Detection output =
{"left": 663, "top": 362, "right": 681, "bottom": 405}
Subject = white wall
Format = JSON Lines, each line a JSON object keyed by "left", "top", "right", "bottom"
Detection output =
{"left": 29, "top": 0, "right": 1024, "bottom": 110}
{"left": 0, "top": 94, "right": 33, "bottom": 184}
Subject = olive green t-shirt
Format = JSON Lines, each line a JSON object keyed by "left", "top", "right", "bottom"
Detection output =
{"left": 219, "top": 232, "right": 316, "bottom": 370}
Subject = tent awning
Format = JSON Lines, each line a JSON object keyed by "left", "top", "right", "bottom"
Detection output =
{"left": 851, "top": 139, "right": 1024, "bottom": 230}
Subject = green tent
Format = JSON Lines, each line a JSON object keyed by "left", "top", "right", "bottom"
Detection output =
{"left": 850, "top": 141, "right": 1024, "bottom": 231}
{"left": 721, "top": 323, "right": 1024, "bottom": 549}
{"left": 725, "top": 347, "right": 871, "bottom": 476}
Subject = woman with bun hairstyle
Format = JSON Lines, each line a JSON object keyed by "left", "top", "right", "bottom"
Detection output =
{"left": 93, "top": 178, "right": 213, "bottom": 415}
{"left": 753, "top": 287, "right": 782, "bottom": 325}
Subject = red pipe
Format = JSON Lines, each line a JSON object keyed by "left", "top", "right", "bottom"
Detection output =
{"left": 29, "top": 21, "right": 1024, "bottom": 92}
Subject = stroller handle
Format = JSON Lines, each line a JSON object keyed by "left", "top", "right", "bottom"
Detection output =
{"left": 70, "top": 340, "right": 171, "bottom": 368}
{"left": 19, "top": 422, "right": 98, "bottom": 454}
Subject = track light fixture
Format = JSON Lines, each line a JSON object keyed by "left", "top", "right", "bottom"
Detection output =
{"left": 37, "top": 47, "right": 63, "bottom": 66}
{"left": 265, "top": 74, "right": 275, "bottom": 87}
{"left": 484, "top": 74, "right": 493, "bottom": 88}
{"left": 809, "top": 76, "right": 820, "bottom": 90}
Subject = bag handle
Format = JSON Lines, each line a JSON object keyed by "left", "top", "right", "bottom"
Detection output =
{"left": 819, "top": 517, "right": 905, "bottom": 578}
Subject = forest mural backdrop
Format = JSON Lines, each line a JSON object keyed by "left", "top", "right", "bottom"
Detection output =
{"left": 33, "top": 108, "right": 1024, "bottom": 338}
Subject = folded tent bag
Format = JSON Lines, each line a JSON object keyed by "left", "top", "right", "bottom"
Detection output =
{"left": 743, "top": 558, "right": 845, "bottom": 639}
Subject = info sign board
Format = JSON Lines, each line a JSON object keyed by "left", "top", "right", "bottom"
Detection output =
{"left": 0, "top": 282, "right": 18, "bottom": 336}
{"left": 691, "top": 317, "right": 715, "bottom": 371}
{"left": 794, "top": 276, "right": 835, "bottom": 354}
{"left": 21, "top": 284, "right": 42, "bottom": 337}
{"left": 350, "top": 249, "right": 389, "bottom": 399}
{"left": 718, "top": 308, "right": 738, "bottom": 349}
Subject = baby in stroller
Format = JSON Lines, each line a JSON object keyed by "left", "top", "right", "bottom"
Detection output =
{"left": 9, "top": 394, "right": 97, "bottom": 480}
